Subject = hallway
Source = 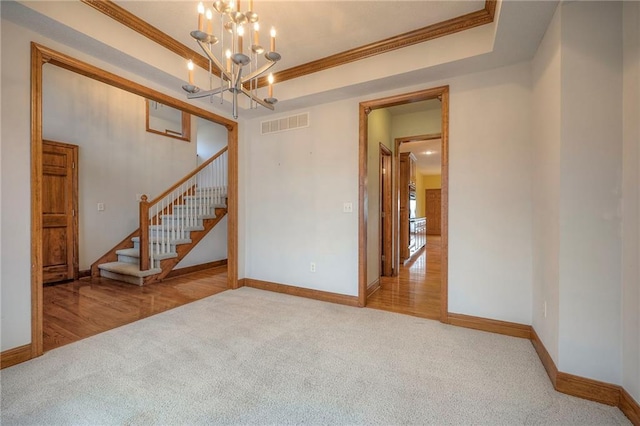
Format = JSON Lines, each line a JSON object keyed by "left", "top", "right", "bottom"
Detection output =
{"left": 366, "top": 236, "right": 441, "bottom": 320}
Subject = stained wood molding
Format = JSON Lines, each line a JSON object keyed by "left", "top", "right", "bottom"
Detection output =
{"left": 530, "top": 328, "right": 558, "bottom": 387}
{"left": 81, "top": 0, "right": 496, "bottom": 87}
{"left": 367, "top": 279, "right": 381, "bottom": 297}
{"left": 621, "top": 388, "right": 640, "bottom": 426}
{"left": 1, "top": 344, "right": 32, "bottom": 369}
{"left": 265, "top": 0, "right": 497, "bottom": 86}
{"left": 556, "top": 372, "right": 620, "bottom": 407}
{"left": 165, "top": 259, "right": 228, "bottom": 279}
{"left": 448, "top": 313, "right": 532, "bottom": 339}
{"left": 531, "top": 326, "right": 640, "bottom": 424}
{"left": 80, "top": 0, "right": 213, "bottom": 73}
{"left": 244, "top": 279, "right": 359, "bottom": 307}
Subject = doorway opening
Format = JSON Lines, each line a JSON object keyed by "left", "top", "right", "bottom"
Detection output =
{"left": 31, "top": 43, "right": 239, "bottom": 359}
{"left": 358, "top": 86, "right": 449, "bottom": 323}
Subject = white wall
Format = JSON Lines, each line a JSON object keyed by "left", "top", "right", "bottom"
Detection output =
{"left": 244, "top": 101, "right": 359, "bottom": 295}
{"left": 557, "top": 1, "right": 622, "bottom": 384}
{"left": 366, "top": 109, "right": 391, "bottom": 287}
{"left": 447, "top": 62, "right": 533, "bottom": 324}
{"left": 43, "top": 65, "right": 198, "bottom": 270}
{"left": 622, "top": 0, "right": 640, "bottom": 402}
{"left": 244, "top": 61, "right": 534, "bottom": 323}
{"left": 531, "top": 4, "right": 562, "bottom": 365}
{"left": 196, "top": 117, "right": 227, "bottom": 165}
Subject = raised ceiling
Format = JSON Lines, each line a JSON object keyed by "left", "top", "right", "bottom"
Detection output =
{"left": 113, "top": 0, "right": 486, "bottom": 73}
{"left": 1, "top": 0, "right": 559, "bottom": 119}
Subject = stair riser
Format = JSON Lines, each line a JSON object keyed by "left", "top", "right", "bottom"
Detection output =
{"left": 100, "top": 270, "right": 144, "bottom": 286}
{"left": 159, "top": 217, "right": 204, "bottom": 227}
{"left": 171, "top": 206, "right": 216, "bottom": 215}
{"left": 149, "top": 229, "right": 191, "bottom": 240}
{"left": 116, "top": 254, "right": 161, "bottom": 269}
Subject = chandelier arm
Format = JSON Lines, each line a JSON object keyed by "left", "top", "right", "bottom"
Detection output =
{"left": 196, "top": 40, "right": 232, "bottom": 82}
{"left": 187, "top": 86, "right": 229, "bottom": 99}
{"left": 241, "top": 59, "right": 278, "bottom": 84}
{"left": 240, "top": 86, "right": 275, "bottom": 110}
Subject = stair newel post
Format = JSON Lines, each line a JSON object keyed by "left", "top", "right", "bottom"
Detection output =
{"left": 139, "top": 195, "right": 150, "bottom": 271}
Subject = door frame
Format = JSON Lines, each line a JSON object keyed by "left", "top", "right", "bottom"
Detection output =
{"left": 30, "top": 42, "right": 239, "bottom": 358}
{"left": 379, "top": 143, "right": 393, "bottom": 277}
{"left": 358, "top": 86, "right": 449, "bottom": 323}
{"left": 42, "top": 140, "right": 79, "bottom": 282}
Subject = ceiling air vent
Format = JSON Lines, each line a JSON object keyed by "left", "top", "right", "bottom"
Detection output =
{"left": 261, "top": 112, "right": 309, "bottom": 135}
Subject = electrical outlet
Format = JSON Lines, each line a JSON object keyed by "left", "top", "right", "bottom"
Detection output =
{"left": 310, "top": 262, "right": 316, "bottom": 273}
{"left": 97, "top": 202, "right": 105, "bottom": 211}
{"left": 343, "top": 202, "right": 353, "bottom": 213}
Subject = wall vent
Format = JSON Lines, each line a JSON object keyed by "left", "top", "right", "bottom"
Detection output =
{"left": 261, "top": 112, "right": 309, "bottom": 135}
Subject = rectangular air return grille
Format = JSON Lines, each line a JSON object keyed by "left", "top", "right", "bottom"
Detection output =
{"left": 261, "top": 112, "right": 309, "bottom": 134}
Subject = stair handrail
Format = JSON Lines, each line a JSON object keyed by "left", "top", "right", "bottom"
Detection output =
{"left": 139, "top": 146, "right": 228, "bottom": 271}
{"left": 147, "top": 146, "right": 228, "bottom": 206}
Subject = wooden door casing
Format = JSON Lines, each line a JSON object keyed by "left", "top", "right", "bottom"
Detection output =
{"left": 42, "top": 140, "right": 78, "bottom": 284}
{"left": 380, "top": 144, "right": 393, "bottom": 277}
{"left": 425, "top": 189, "right": 441, "bottom": 236}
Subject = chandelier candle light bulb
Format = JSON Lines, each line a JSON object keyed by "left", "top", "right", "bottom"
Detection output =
{"left": 268, "top": 73, "right": 274, "bottom": 98}
{"left": 206, "top": 9, "right": 213, "bottom": 34}
{"left": 187, "top": 60, "right": 194, "bottom": 85}
{"left": 197, "top": 2, "right": 205, "bottom": 32}
{"left": 270, "top": 27, "right": 276, "bottom": 52}
{"left": 225, "top": 49, "right": 231, "bottom": 72}
{"left": 253, "top": 22, "right": 259, "bottom": 45}
{"left": 237, "top": 25, "right": 244, "bottom": 53}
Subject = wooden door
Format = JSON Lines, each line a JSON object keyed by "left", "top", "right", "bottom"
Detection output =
{"left": 380, "top": 144, "right": 393, "bottom": 276}
{"left": 425, "top": 189, "right": 441, "bottom": 236}
{"left": 42, "top": 140, "right": 78, "bottom": 284}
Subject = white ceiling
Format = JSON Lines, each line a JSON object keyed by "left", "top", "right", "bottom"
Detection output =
{"left": 1, "top": 0, "right": 559, "bottom": 120}
{"left": 114, "top": 1, "right": 485, "bottom": 72}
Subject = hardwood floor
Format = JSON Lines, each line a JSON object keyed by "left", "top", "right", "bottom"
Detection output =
{"left": 366, "top": 236, "right": 441, "bottom": 320}
{"left": 43, "top": 266, "right": 229, "bottom": 352}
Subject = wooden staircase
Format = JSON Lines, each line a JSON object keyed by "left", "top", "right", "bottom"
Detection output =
{"left": 91, "top": 147, "right": 228, "bottom": 285}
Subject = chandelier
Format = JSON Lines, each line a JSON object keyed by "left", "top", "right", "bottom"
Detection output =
{"left": 182, "top": 0, "right": 280, "bottom": 119}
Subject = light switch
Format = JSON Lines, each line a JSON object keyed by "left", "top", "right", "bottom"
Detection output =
{"left": 97, "top": 203, "right": 105, "bottom": 211}
{"left": 343, "top": 202, "right": 353, "bottom": 213}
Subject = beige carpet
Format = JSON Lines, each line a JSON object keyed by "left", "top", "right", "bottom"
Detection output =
{"left": 0, "top": 287, "right": 631, "bottom": 425}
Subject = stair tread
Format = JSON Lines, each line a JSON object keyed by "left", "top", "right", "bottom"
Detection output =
{"left": 115, "top": 248, "right": 177, "bottom": 260}
{"left": 131, "top": 237, "right": 192, "bottom": 244}
{"left": 149, "top": 225, "right": 204, "bottom": 231}
{"left": 98, "top": 262, "right": 161, "bottom": 277}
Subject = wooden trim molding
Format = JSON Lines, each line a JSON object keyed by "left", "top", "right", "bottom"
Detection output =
{"left": 80, "top": 0, "right": 212, "bottom": 73}
{"left": 81, "top": 0, "right": 496, "bottom": 87}
{"left": 448, "top": 313, "right": 532, "bottom": 339}
{"left": 367, "top": 279, "right": 381, "bottom": 298}
{"left": 556, "top": 372, "right": 620, "bottom": 407}
{"left": 244, "top": 279, "right": 359, "bottom": 307}
{"left": 531, "top": 327, "right": 639, "bottom": 424}
{"left": 265, "top": 0, "right": 497, "bottom": 86}
{"left": 530, "top": 328, "right": 558, "bottom": 387}
{"left": 621, "top": 389, "right": 640, "bottom": 426}
{"left": 359, "top": 85, "right": 449, "bottom": 322}
{"left": 1, "top": 344, "right": 32, "bottom": 369}
{"left": 31, "top": 42, "right": 238, "bottom": 359}
{"left": 165, "top": 259, "right": 228, "bottom": 279}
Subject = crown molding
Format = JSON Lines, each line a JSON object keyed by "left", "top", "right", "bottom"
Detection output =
{"left": 81, "top": 0, "right": 497, "bottom": 88}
